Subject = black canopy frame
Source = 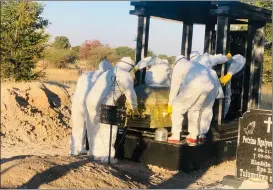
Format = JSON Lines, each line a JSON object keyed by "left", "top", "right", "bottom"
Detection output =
{"left": 130, "top": 1, "right": 271, "bottom": 125}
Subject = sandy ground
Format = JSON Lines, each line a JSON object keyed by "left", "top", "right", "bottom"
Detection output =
{"left": 1, "top": 78, "right": 271, "bottom": 189}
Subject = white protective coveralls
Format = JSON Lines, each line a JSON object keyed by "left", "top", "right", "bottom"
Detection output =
{"left": 69, "top": 60, "right": 112, "bottom": 156}
{"left": 145, "top": 58, "right": 172, "bottom": 86}
{"left": 190, "top": 51, "right": 228, "bottom": 139}
{"left": 168, "top": 55, "right": 216, "bottom": 143}
{"left": 85, "top": 56, "right": 157, "bottom": 163}
{"left": 222, "top": 54, "right": 246, "bottom": 117}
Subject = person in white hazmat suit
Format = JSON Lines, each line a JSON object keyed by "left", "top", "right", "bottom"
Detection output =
{"left": 69, "top": 60, "right": 112, "bottom": 156}
{"left": 219, "top": 54, "right": 246, "bottom": 117}
{"left": 85, "top": 56, "right": 157, "bottom": 163}
{"left": 145, "top": 58, "right": 172, "bottom": 86}
{"left": 167, "top": 55, "right": 217, "bottom": 145}
{"left": 189, "top": 51, "right": 228, "bottom": 142}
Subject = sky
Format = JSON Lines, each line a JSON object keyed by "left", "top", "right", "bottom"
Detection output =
{"left": 42, "top": 1, "right": 205, "bottom": 56}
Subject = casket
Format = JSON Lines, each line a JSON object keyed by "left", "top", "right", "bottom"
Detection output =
{"left": 116, "top": 84, "right": 172, "bottom": 129}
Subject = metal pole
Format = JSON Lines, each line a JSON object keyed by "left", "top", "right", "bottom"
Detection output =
{"left": 108, "top": 124, "right": 113, "bottom": 165}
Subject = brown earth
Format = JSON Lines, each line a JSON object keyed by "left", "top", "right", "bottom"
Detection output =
{"left": 0, "top": 81, "right": 252, "bottom": 189}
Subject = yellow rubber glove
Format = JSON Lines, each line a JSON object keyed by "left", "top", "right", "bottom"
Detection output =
{"left": 227, "top": 52, "right": 232, "bottom": 60}
{"left": 167, "top": 105, "right": 172, "bottom": 114}
{"left": 132, "top": 107, "right": 140, "bottom": 116}
{"left": 133, "top": 65, "right": 138, "bottom": 72}
{"left": 219, "top": 73, "right": 232, "bottom": 86}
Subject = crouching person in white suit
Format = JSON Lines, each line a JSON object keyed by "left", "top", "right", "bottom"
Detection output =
{"left": 69, "top": 60, "right": 113, "bottom": 156}
{"left": 85, "top": 56, "right": 157, "bottom": 163}
{"left": 145, "top": 58, "right": 172, "bottom": 86}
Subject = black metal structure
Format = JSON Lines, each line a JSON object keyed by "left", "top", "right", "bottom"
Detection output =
{"left": 131, "top": 0, "right": 271, "bottom": 124}
{"left": 115, "top": 1, "right": 271, "bottom": 171}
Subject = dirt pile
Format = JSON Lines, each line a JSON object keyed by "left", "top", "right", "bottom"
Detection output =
{"left": 1, "top": 82, "right": 73, "bottom": 146}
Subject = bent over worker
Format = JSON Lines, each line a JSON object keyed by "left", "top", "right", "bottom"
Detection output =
{"left": 85, "top": 56, "right": 157, "bottom": 163}
{"left": 190, "top": 51, "right": 228, "bottom": 142}
{"left": 145, "top": 58, "right": 172, "bottom": 86}
{"left": 70, "top": 60, "right": 112, "bottom": 156}
{"left": 167, "top": 55, "right": 216, "bottom": 146}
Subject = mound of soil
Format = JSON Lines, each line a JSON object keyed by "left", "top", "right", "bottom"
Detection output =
{"left": 1, "top": 82, "right": 72, "bottom": 147}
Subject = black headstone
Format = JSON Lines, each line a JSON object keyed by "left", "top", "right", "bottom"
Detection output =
{"left": 236, "top": 109, "right": 272, "bottom": 184}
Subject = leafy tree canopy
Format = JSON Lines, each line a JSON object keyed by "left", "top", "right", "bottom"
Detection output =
{"left": 52, "top": 36, "right": 71, "bottom": 49}
{"left": 115, "top": 46, "right": 135, "bottom": 60}
{"left": 1, "top": 0, "right": 49, "bottom": 81}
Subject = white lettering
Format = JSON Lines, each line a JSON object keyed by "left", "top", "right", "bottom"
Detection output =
{"left": 251, "top": 159, "right": 271, "bottom": 168}
{"left": 264, "top": 117, "right": 272, "bottom": 133}
{"left": 242, "top": 136, "right": 256, "bottom": 145}
{"left": 239, "top": 169, "right": 268, "bottom": 181}
{"left": 257, "top": 138, "right": 272, "bottom": 148}
{"left": 257, "top": 166, "right": 266, "bottom": 173}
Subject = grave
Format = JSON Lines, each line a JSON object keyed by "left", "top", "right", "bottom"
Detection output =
{"left": 236, "top": 109, "right": 272, "bottom": 184}
{"left": 223, "top": 109, "right": 272, "bottom": 188}
{"left": 114, "top": 1, "right": 271, "bottom": 172}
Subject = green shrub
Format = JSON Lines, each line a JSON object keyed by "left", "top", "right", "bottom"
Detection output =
{"left": 44, "top": 48, "right": 77, "bottom": 68}
{"left": 0, "top": 0, "right": 49, "bottom": 81}
{"left": 262, "top": 50, "right": 272, "bottom": 84}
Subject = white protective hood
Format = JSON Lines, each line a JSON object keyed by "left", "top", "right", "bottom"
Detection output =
{"left": 136, "top": 56, "right": 158, "bottom": 70}
{"left": 116, "top": 57, "right": 135, "bottom": 72}
{"left": 174, "top": 55, "right": 187, "bottom": 65}
{"left": 145, "top": 58, "right": 172, "bottom": 86}
{"left": 190, "top": 51, "right": 201, "bottom": 60}
{"left": 227, "top": 54, "right": 246, "bottom": 75}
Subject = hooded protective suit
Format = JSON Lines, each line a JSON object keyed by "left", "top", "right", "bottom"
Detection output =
{"left": 145, "top": 58, "right": 172, "bottom": 86}
{"left": 69, "top": 60, "right": 112, "bottom": 156}
{"left": 190, "top": 51, "right": 228, "bottom": 141}
{"left": 86, "top": 57, "right": 160, "bottom": 163}
{"left": 219, "top": 54, "right": 246, "bottom": 117}
{"left": 168, "top": 56, "right": 216, "bottom": 144}
{"left": 135, "top": 56, "right": 158, "bottom": 71}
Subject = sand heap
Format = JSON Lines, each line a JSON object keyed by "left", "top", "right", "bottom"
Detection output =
{"left": 1, "top": 82, "right": 72, "bottom": 146}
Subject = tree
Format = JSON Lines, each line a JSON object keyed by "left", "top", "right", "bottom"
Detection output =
{"left": 44, "top": 47, "right": 73, "bottom": 68}
{"left": 44, "top": 45, "right": 79, "bottom": 68}
{"left": 158, "top": 54, "right": 168, "bottom": 59}
{"left": 239, "top": 1, "right": 272, "bottom": 85}
{"left": 71, "top": 46, "right": 80, "bottom": 54}
{"left": 86, "top": 45, "right": 119, "bottom": 69}
{"left": 79, "top": 40, "right": 119, "bottom": 69}
{"left": 167, "top": 56, "right": 176, "bottom": 66}
{"left": 241, "top": 0, "right": 272, "bottom": 44}
{"left": 148, "top": 49, "right": 155, "bottom": 56}
{"left": 70, "top": 46, "right": 81, "bottom": 61}
{"left": 1, "top": 0, "right": 49, "bottom": 81}
{"left": 115, "top": 46, "right": 135, "bottom": 60}
{"left": 263, "top": 51, "right": 272, "bottom": 84}
{"left": 52, "top": 36, "right": 71, "bottom": 49}
{"left": 79, "top": 40, "right": 103, "bottom": 60}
